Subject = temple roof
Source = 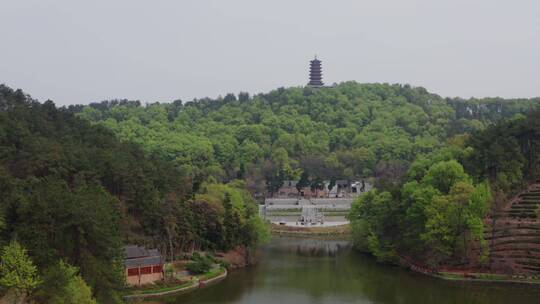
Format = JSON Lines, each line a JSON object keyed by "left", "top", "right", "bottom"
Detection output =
{"left": 123, "top": 245, "right": 162, "bottom": 268}
{"left": 124, "top": 256, "right": 162, "bottom": 268}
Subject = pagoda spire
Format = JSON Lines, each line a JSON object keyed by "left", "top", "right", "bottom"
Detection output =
{"left": 308, "top": 56, "right": 324, "bottom": 87}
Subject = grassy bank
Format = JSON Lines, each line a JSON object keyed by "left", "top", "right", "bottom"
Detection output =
{"left": 125, "top": 281, "right": 194, "bottom": 296}
{"left": 199, "top": 267, "right": 226, "bottom": 281}
{"left": 433, "top": 271, "right": 540, "bottom": 285}
{"left": 123, "top": 267, "right": 227, "bottom": 300}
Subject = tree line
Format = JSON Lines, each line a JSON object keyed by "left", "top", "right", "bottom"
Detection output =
{"left": 72, "top": 82, "right": 539, "bottom": 198}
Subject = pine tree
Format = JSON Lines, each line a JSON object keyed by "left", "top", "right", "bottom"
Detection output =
{"left": 0, "top": 241, "right": 41, "bottom": 299}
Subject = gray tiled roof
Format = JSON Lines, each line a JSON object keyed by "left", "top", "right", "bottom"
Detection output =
{"left": 124, "top": 255, "right": 162, "bottom": 268}
{"left": 148, "top": 249, "right": 159, "bottom": 256}
{"left": 124, "top": 245, "right": 149, "bottom": 259}
{"left": 123, "top": 245, "right": 162, "bottom": 268}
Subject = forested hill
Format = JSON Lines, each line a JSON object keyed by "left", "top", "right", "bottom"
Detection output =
{"left": 350, "top": 108, "right": 540, "bottom": 269}
{"left": 1, "top": 82, "right": 539, "bottom": 301}
{"left": 0, "top": 85, "right": 268, "bottom": 303}
{"left": 72, "top": 82, "right": 540, "bottom": 195}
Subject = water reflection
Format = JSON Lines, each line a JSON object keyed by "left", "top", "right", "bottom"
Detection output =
{"left": 282, "top": 238, "right": 349, "bottom": 257}
{"left": 157, "top": 236, "right": 540, "bottom": 304}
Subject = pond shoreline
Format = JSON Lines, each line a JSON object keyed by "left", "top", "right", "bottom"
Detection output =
{"left": 271, "top": 229, "right": 540, "bottom": 286}
{"left": 123, "top": 267, "right": 227, "bottom": 300}
{"left": 398, "top": 255, "right": 540, "bottom": 286}
{"left": 429, "top": 270, "right": 540, "bottom": 285}
{"left": 142, "top": 236, "right": 540, "bottom": 303}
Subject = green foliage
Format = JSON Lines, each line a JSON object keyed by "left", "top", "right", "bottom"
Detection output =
{"left": 349, "top": 190, "right": 399, "bottom": 262}
{"left": 410, "top": 162, "right": 492, "bottom": 264}
{"left": 175, "top": 181, "right": 269, "bottom": 252}
{"left": 422, "top": 160, "right": 469, "bottom": 194}
{"left": 223, "top": 193, "right": 241, "bottom": 249}
{"left": 35, "top": 261, "right": 96, "bottom": 304}
{"left": 449, "top": 97, "right": 540, "bottom": 127}
{"left": 9, "top": 178, "right": 124, "bottom": 302}
{"left": 72, "top": 83, "right": 539, "bottom": 199}
{"left": 352, "top": 159, "right": 493, "bottom": 266}
{"left": 421, "top": 194, "right": 458, "bottom": 259}
{"left": 266, "top": 169, "right": 285, "bottom": 196}
{"left": 469, "top": 182, "right": 492, "bottom": 218}
{"left": 245, "top": 216, "right": 271, "bottom": 246}
{"left": 186, "top": 253, "right": 213, "bottom": 274}
{"left": 401, "top": 182, "right": 440, "bottom": 252}
{"left": 351, "top": 108, "right": 540, "bottom": 267}
{"left": 296, "top": 171, "right": 310, "bottom": 193}
{"left": 349, "top": 218, "right": 370, "bottom": 251}
{"left": 74, "top": 83, "right": 517, "bottom": 192}
{"left": 0, "top": 241, "right": 41, "bottom": 295}
{"left": 466, "top": 110, "right": 540, "bottom": 192}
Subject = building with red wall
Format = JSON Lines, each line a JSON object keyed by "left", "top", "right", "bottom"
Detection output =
{"left": 124, "top": 245, "right": 164, "bottom": 286}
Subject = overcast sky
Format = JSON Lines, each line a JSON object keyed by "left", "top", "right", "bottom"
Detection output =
{"left": 1, "top": 0, "right": 539, "bottom": 106}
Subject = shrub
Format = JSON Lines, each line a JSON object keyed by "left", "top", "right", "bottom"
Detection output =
{"left": 218, "top": 259, "right": 230, "bottom": 269}
{"left": 186, "top": 254, "right": 213, "bottom": 274}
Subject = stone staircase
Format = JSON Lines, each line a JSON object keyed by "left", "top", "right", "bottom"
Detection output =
{"left": 484, "top": 182, "right": 540, "bottom": 274}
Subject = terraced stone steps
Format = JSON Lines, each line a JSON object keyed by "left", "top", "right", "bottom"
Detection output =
{"left": 486, "top": 228, "right": 540, "bottom": 236}
{"left": 490, "top": 252, "right": 540, "bottom": 258}
{"left": 520, "top": 198, "right": 540, "bottom": 202}
{"left": 508, "top": 211, "right": 537, "bottom": 214}
{"left": 489, "top": 244, "right": 540, "bottom": 251}
{"left": 505, "top": 185, "right": 540, "bottom": 220}
{"left": 490, "top": 239, "right": 540, "bottom": 247}
{"left": 485, "top": 233, "right": 540, "bottom": 240}
{"left": 487, "top": 227, "right": 540, "bottom": 232}
{"left": 485, "top": 225, "right": 540, "bottom": 232}
{"left": 520, "top": 191, "right": 540, "bottom": 195}
{"left": 519, "top": 199, "right": 540, "bottom": 203}
{"left": 511, "top": 204, "right": 536, "bottom": 210}
{"left": 484, "top": 182, "right": 540, "bottom": 274}
{"left": 515, "top": 261, "right": 540, "bottom": 271}
{"left": 508, "top": 208, "right": 537, "bottom": 212}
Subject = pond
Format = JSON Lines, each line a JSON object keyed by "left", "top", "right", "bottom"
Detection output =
{"left": 156, "top": 237, "right": 540, "bottom": 304}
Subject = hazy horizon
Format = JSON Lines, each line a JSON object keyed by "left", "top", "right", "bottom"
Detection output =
{"left": 1, "top": 0, "right": 539, "bottom": 106}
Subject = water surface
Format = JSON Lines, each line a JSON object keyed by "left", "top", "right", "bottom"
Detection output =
{"left": 160, "top": 237, "right": 540, "bottom": 304}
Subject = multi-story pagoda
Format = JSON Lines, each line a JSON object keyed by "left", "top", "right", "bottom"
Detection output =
{"left": 308, "top": 56, "right": 324, "bottom": 87}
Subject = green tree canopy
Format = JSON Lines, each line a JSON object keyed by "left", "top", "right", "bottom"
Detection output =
{"left": 0, "top": 242, "right": 41, "bottom": 297}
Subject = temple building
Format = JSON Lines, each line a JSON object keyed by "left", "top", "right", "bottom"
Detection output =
{"left": 124, "top": 245, "right": 164, "bottom": 286}
{"left": 307, "top": 56, "right": 324, "bottom": 87}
